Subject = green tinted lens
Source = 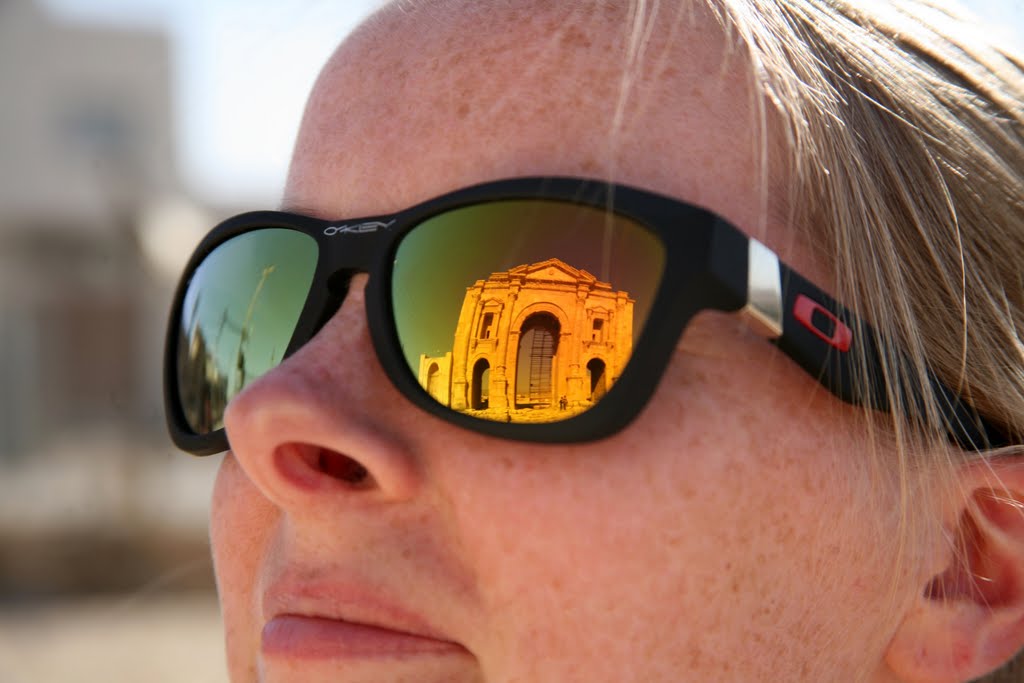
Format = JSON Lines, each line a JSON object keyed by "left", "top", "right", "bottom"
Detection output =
{"left": 392, "top": 200, "right": 665, "bottom": 425}
{"left": 176, "top": 228, "right": 318, "bottom": 435}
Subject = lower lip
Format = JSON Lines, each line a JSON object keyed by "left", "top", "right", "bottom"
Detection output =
{"left": 261, "top": 615, "right": 465, "bottom": 660}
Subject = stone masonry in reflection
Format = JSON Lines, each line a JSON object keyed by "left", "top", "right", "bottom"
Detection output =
{"left": 418, "top": 258, "right": 634, "bottom": 421}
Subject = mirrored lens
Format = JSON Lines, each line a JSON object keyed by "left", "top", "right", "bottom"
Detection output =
{"left": 393, "top": 200, "right": 665, "bottom": 425}
{"left": 175, "top": 228, "right": 318, "bottom": 435}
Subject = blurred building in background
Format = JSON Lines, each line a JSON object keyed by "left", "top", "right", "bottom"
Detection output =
{"left": 0, "top": 0, "right": 219, "bottom": 601}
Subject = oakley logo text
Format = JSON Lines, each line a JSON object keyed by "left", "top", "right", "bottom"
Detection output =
{"left": 323, "top": 220, "right": 395, "bottom": 236}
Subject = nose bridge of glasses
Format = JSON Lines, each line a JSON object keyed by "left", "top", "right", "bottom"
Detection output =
{"left": 317, "top": 212, "right": 398, "bottom": 267}
{"left": 306, "top": 267, "right": 361, "bottom": 338}
{"left": 304, "top": 211, "right": 400, "bottom": 338}
{"left": 326, "top": 268, "right": 357, "bottom": 298}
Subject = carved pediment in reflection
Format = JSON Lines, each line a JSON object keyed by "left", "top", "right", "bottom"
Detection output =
{"left": 511, "top": 258, "right": 597, "bottom": 286}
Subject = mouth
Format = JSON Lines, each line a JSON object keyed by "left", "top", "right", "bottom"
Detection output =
{"left": 261, "top": 614, "right": 468, "bottom": 660}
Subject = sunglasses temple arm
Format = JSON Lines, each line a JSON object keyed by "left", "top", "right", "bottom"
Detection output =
{"left": 711, "top": 232, "right": 881, "bottom": 408}
{"left": 771, "top": 263, "right": 1008, "bottom": 450}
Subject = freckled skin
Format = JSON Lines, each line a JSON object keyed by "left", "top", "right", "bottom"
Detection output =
{"left": 211, "top": 2, "right": 929, "bottom": 682}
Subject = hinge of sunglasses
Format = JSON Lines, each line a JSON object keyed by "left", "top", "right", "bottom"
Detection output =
{"left": 740, "top": 238, "right": 784, "bottom": 339}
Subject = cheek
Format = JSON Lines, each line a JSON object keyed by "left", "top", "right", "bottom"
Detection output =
{"left": 210, "top": 454, "right": 278, "bottom": 681}
{"left": 437, "top": 342, "right": 900, "bottom": 680}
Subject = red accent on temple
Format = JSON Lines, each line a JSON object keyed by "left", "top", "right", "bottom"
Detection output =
{"left": 793, "top": 294, "right": 853, "bottom": 352}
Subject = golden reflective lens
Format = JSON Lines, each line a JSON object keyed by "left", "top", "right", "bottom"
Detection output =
{"left": 176, "top": 229, "right": 318, "bottom": 435}
{"left": 393, "top": 200, "right": 665, "bottom": 424}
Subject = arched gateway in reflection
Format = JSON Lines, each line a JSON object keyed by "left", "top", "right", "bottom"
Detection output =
{"left": 417, "top": 258, "right": 634, "bottom": 421}
{"left": 516, "top": 313, "right": 560, "bottom": 408}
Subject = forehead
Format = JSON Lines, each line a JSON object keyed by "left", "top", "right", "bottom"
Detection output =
{"left": 285, "top": 0, "right": 780, "bottom": 244}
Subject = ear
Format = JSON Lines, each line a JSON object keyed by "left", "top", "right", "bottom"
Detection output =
{"left": 886, "top": 458, "right": 1024, "bottom": 683}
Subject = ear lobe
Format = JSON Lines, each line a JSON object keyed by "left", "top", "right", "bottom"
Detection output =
{"left": 886, "top": 470, "right": 1024, "bottom": 683}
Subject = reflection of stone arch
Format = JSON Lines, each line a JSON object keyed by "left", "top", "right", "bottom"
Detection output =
{"left": 510, "top": 302, "right": 571, "bottom": 334}
{"left": 471, "top": 357, "right": 490, "bottom": 409}
{"left": 515, "top": 313, "right": 561, "bottom": 408}
{"left": 426, "top": 361, "right": 441, "bottom": 399}
{"left": 439, "top": 258, "right": 634, "bottom": 419}
{"left": 586, "top": 357, "right": 608, "bottom": 402}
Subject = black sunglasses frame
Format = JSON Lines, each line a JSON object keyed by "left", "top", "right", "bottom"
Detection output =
{"left": 165, "top": 176, "right": 1005, "bottom": 455}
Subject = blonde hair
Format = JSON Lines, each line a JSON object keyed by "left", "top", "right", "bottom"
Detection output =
{"left": 671, "top": 0, "right": 1024, "bottom": 678}
{"left": 709, "top": 0, "right": 1022, "bottom": 440}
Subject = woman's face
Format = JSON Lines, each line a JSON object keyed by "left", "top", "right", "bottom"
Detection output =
{"left": 211, "top": 3, "right": 917, "bottom": 682}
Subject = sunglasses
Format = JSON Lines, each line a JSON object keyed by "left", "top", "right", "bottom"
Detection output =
{"left": 164, "top": 176, "right": 1004, "bottom": 455}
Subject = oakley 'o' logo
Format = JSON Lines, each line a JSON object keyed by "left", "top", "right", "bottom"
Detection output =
{"left": 323, "top": 220, "right": 396, "bottom": 236}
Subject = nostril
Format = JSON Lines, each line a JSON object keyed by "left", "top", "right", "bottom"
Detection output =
{"left": 317, "top": 448, "right": 372, "bottom": 486}
{"left": 274, "top": 443, "right": 374, "bottom": 489}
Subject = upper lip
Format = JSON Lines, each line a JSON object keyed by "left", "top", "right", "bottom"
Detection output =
{"left": 262, "top": 573, "right": 459, "bottom": 644}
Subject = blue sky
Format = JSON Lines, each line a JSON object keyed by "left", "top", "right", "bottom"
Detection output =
{"left": 43, "top": 0, "right": 1024, "bottom": 207}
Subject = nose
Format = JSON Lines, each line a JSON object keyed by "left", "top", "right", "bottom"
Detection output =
{"left": 222, "top": 274, "right": 422, "bottom": 511}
